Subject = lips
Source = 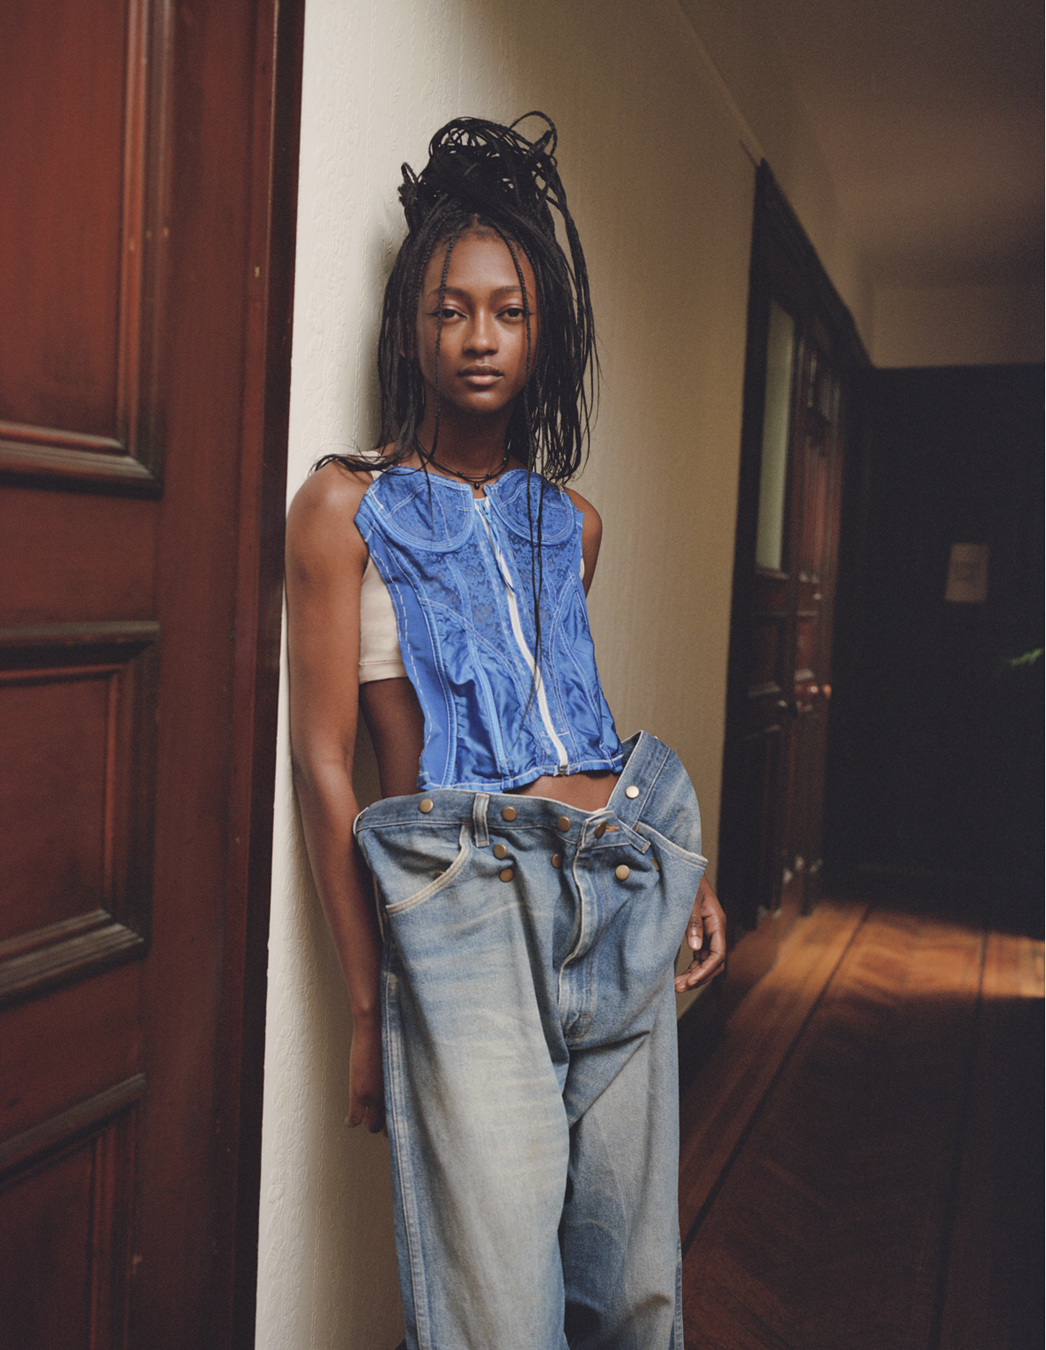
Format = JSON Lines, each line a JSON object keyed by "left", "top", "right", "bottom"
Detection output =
{"left": 459, "top": 366, "right": 503, "bottom": 385}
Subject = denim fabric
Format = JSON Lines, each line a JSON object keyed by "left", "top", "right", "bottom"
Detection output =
{"left": 354, "top": 467, "right": 623, "bottom": 791}
{"left": 354, "top": 733, "right": 706, "bottom": 1349}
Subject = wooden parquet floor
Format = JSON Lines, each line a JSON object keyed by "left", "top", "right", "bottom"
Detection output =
{"left": 678, "top": 899, "right": 1044, "bottom": 1350}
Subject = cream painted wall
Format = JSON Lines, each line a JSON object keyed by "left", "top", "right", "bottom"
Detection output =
{"left": 677, "top": 0, "right": 873, "bottom": 338}
{"left": 871, "top": 278, "right": 1045, "bottom": 367}
{"left": 256, "top": 1, "right": 860, "bottom": 1346}
{"left": 678, "top": 0, "right": 1046, "bottom": 370}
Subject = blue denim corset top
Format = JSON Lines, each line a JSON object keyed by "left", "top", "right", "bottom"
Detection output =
{"left": 354, "top": 466, "right": 623, "bottom": 791}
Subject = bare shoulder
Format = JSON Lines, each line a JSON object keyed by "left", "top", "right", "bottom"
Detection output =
{"left": 288, "top": 459, "right": 372, "bottom": 528}
{"left": 564, "top": 486, "right": 602, "bottom": 533}
{"left": 564, "top": 486, "right": 604, "bottom": 589}
{"left": 286, "top": 461, "right": 372, "bottom": 579}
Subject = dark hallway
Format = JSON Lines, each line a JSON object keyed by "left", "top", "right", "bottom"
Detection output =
{"left": 678, "top": 895, "right": 1043, "bottom": 1349}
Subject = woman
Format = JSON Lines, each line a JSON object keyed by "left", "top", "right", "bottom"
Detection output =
{"left": 286, "top": 114, "right": 725, "bottom": 1350}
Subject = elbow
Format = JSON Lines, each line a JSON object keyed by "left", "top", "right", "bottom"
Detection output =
{"left": 289, "top": 739, "right": 354, "bottom": 806}
{"left": 289, "top": 747, "right": 313, "bottom": 794}
{"left": 288, "top": 734, "right": 315, "bottom": 789}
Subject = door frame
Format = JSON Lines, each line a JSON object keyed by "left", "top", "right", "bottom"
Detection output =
{"left": 717, "top": 164, "right": 867, "bottom": 1003}
{"left": 207, "top": 1, "right": 305, "bottom": 1341}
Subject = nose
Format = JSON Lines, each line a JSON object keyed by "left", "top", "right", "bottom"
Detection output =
{"left": 463, "top": 308, "right": 497, "bottom": 355}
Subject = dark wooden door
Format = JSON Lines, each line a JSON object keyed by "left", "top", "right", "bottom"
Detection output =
{"left": 0, "top": 3, "right": 302, "bottom": 1346}
{"left": 776, "top": 340, "right": 843, "bottom": 918}
{"left": 718, "top": 167, "right": 860, "bottom": 998}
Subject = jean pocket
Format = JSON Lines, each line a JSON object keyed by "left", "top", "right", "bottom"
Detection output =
{"left": 634, "top": 821, "right": 707, "bottom": 870}
{"left": 381, "top": 823, "right": 473, "bottom": 916}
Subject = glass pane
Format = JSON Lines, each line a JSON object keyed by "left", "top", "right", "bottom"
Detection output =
{"left": 755, "top": 301, "right": 795, "bottom": 571}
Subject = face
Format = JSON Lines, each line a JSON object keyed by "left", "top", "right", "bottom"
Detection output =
{"left": 414, "top": 230, "right": 539, "bottom": 421}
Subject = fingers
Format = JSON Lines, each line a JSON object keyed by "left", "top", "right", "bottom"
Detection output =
{"left": 348, "top": 1085, "right": 386, "bottom": 1133}
{"left": 674, "top": 946, "right": 725, "bottom": 992}
{"left": 347, "top": 1020, "right": 386, "bottom": 1132}
{"left": 346, "top": 1096, "right": 386, "bottom": 1134}
{"left": 675, "top": 875, "right": 727, "bottom": 992}
{"left": 348, "top": 1080, "right": 388, "bottom": 1134}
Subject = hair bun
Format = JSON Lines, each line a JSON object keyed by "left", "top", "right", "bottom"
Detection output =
{"left": 398, "top": 113, "right": 564, "bottom": 239}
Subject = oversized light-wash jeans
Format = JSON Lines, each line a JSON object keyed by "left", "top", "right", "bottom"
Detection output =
{"left": 354, "top": 732, "right": 706, "bottom": 1350}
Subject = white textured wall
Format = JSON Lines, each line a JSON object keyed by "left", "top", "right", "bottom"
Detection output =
{"left": 256, "top": 2, "right": 858, "bottom": 1346}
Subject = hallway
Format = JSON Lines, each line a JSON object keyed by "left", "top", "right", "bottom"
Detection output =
{"left": 679, "top": 899, "right": 1044, "bottom": 1350}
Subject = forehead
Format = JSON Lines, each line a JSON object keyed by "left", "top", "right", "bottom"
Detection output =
{"left": 422, "top": 230, "right": 536, "bottom": 294}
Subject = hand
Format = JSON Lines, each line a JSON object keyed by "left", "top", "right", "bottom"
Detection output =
{"left": 674, "top": 874, "right": 726, "bottom": 992}
{"left": 345, "top": 1014, "right": 386, "bottom": 1134}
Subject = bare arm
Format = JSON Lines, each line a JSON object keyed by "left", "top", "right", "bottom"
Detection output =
{"left": 285, "top": 464, "right": 386, "bottom": 1132}
{"left": 565, "top": 487, "right": 603, "bottom": 595}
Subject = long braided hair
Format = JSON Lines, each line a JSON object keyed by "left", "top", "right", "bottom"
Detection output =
{"left": 317, "top": 113, "right": 598, "bottom": 702}
{"left": 318, "top": 112, "right": 596, "bottom": 479}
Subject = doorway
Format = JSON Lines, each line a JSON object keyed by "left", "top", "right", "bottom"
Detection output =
{"left": 825, "top": 362, "right": 1044, "bottom": 934}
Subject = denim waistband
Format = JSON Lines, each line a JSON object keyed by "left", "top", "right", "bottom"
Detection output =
{"left": 353, "top": 730, "right": 698, "bottom": 854}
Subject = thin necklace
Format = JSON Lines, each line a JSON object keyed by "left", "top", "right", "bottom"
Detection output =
{"left": 415, "top": 439, "right": 510, "bottom": 487}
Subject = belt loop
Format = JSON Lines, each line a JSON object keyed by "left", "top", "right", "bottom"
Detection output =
{"left": 472, "top": 793, "right": 490, "bottom": 848}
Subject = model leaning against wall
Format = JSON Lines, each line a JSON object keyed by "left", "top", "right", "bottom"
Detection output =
{"left": 285, "top": 113, "right": 726, "bottom": 1350}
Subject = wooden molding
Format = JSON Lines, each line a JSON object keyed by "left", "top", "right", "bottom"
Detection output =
{"left": 0, "top": 429, "right": 161, "bottom": 495}
{"left": 0, "top": 910, "right": 146, "bottom": 1010}
{"left": 0, "top": 1074, "right": 145, "bottom": 1176}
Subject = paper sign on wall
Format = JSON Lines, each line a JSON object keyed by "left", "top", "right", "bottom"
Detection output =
{"left": 945, "top": 543, "right": 989, "bottom": 603}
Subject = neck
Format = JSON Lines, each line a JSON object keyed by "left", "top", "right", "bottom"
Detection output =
{"left": 414, "top": 405, "right": 513, "bottom": 477}
{"left": 415, "top": 440, "right": 511, "bottom": 488}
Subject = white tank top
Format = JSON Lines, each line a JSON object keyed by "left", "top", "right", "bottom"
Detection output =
{"left": 359, "top": 555, "right": 408, "bottom": 683}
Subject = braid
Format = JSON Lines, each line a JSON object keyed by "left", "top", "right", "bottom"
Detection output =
{"left": 315, "top": 112, "right": 598, "bottom": 484}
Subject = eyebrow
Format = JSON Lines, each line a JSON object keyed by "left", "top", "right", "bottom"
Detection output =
{"left": 426, "top": 284, "right": 533, "bottom": 301}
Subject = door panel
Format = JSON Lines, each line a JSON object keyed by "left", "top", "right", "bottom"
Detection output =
{"left": 0, "top": 966, "right": 141, "bottom": 1144}
{"left": 0, "top": 626, "right": 157, "bottom": 1002}
{"left": 1, "top": 1078, "right": 141, "bottom": 1350}
{"left": 0, "top": 489, "right": 157, "bottom": 623}
{"left": 0, "top": 1, "right": 303, "bottom": 1345}
{"left": 781, "top": 351, "right": 842, "bottom": 904}
{"left": 0, "top": 0, "right": 127, "bottom": 437}
{"left": 0, "top": 0, "right": 161, "bottom": 487}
